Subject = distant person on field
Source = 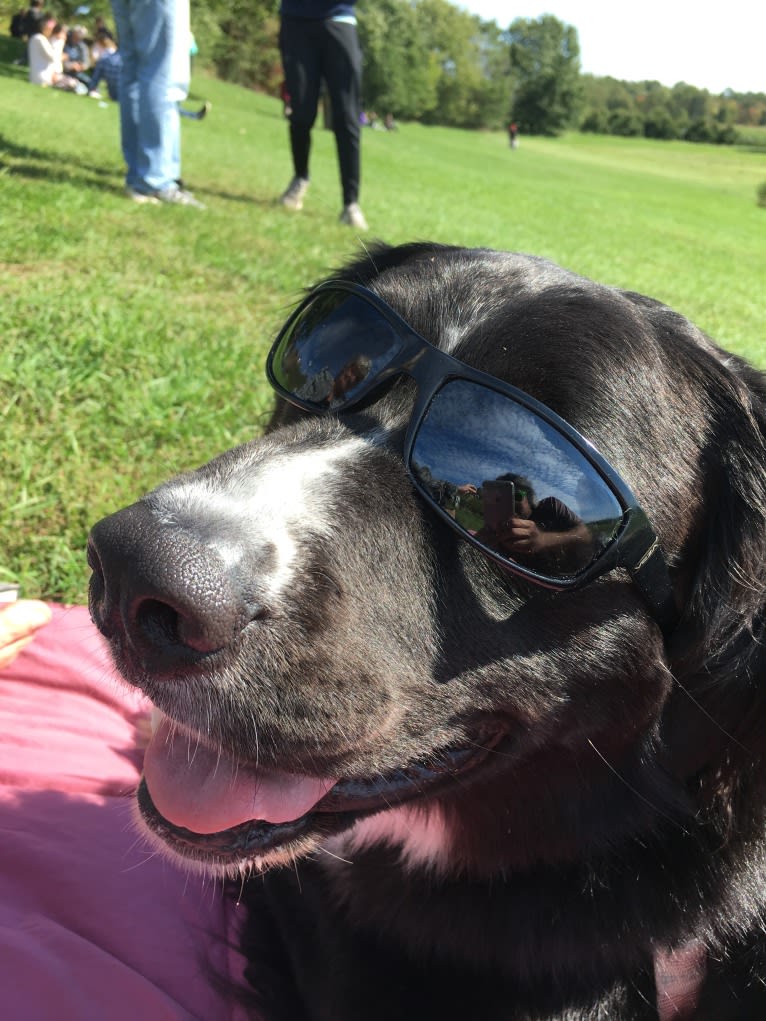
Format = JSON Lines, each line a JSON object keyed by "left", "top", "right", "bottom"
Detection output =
{"left": 10, "top": 10, "right": 26, "bottom": 39}
{"left": 10, "top": 1, "right": 44, "bottom": 65}
{"left": 90, "top": 19, "right": 115, "bottom": 62}
{"left": 109, "top": 0, "right": 204, "bottom": 208}
{"left": 28, "top": 15, "right": 86, "bottom": 92}
{"left": 88, "top": 28, "right": 209, "bottom": 120}
{"left": 278, "top": 0, "right": 368, "bottom": 230}
{"left": 50, "top": 21, "right": 67, "bottom": 65}
{"left": 63, "top": 25, "right": 92, "bottom": 85}
{"left": 10, "top": 6, "right": 33, "bottom": 41}
{"left": 19, "top": 0, "right": 44, "bottom": 40}
{"left": 508, "top": 121, "right": 519, "bottom": 149}
{"left": 87, "top": 29, "right": 121, "bottom": 100}
{"left": 178, "top": 99, "right": 211, "bottom": 121}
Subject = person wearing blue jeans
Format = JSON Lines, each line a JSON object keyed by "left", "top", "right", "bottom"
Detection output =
{"left": 109, "top": 0, "right": 204, "bottom": 208}
{"left": 278, "top": 0, "right": 367, "bottom": 230}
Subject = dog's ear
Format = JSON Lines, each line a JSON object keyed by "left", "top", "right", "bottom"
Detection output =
{"left": 674, "top": 351, "right": 766, "bottom": 708}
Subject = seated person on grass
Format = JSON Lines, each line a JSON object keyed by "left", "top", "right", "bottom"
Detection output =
{"left": 87, "top": 29, "right": 120, "bottom": 101}
{"left": 88, "top": 31, "right": 209, "bottom": 120}
{"left": 28, "top": 15, "right": 85, "bottom": 92}
{"left": 90, "top": 20, "right": 115, "bottom": 63}
{"left": 63, "top": 25, "right": 92, "bottom": 87}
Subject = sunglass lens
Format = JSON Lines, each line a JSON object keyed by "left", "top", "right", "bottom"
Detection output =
{"left": 410, "top": 380, "right": 624, "bottom": 579}
{"left": 270, "top": 291, "right": 406, "bottom": 410}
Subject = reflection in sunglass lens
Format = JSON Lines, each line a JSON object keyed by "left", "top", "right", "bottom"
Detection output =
{"left": 410, "top": 380, "right": 624, "bottom": 580}
{"left": 270, "top": 292, "right": 406, "bottom": 410}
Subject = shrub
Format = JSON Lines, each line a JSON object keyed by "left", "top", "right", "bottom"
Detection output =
{"left": 580, "top": 107, "right": 609, "bottom": 133}
{"left": 714, "top": 124, "right": 738, "bottom": 145}
{"left": 644, "top": 110, "right": 680, "bottom": 140}
{"left": 685, "top": 118, "right": 716, "bottom": 143}
{"left": 607, "top": 109, "right": 643, "bottom": 137}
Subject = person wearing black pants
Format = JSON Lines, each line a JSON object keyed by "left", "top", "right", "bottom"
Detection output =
{"left": 278, "top": 1, "right": 367, "bottom": 230}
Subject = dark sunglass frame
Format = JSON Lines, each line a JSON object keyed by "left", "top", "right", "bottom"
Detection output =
{"left": 267, "top": 280, "right": 679, "bottom": 634}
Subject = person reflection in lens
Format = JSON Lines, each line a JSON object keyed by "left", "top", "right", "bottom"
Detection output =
{"left": 480, "top": 474, "right": 593, "bottom": 572}
{"left": 296, "top": 355, "right": 372, "bottom": 406}
{"left": 415, "top": 465, "right": 478, "bottom": 518}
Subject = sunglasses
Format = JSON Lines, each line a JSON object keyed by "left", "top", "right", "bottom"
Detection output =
{"left": 267, "top": 281, "right": 678, "bottom": 633}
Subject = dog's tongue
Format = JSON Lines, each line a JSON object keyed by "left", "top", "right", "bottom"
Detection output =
{"left": 143, "top": 714, "right": 337, "bottom": 834}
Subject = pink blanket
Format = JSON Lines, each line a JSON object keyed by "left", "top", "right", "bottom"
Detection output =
{"left": 0, "top": 604, "right": 250, "bottom": 1020}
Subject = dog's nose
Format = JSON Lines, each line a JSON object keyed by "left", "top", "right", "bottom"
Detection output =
{"left": 88, "top": 501, "right": 261, "bottom": 661}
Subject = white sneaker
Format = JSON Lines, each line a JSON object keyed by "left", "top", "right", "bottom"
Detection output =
{"left": 280, "top": 176, "right": 309, "bottom": 210}
{"left": 125, "top": 187, "right": 159, "bottom": 205}
{"left": 339, "top": 202, "right": 368, "bottom": 230}
{"left": 155, "top": 185, "right": 206, "bottom": 209}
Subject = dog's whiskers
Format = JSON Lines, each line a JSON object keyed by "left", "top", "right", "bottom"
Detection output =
{"left": 316, "top": 844, "right": 354, "bottom": 866}
{"left": 587, "top": 739, "right": 692, "bottom": 837}
{"left": 251, "top": 708, "right": 260, "bottom": 770}
{"left": 466, "top": 736, "right": 514, "bottom": 758}
{"left": 236, "top": 868, "right": 249, "bottom": 905}
{"left": 121, "top": 846, "right": 163, "bottom": 873}
{"left": 290, "top": 853, "right": 303, "bottom": 892}
{"left": 671, "top": 676, "right": 751, "bottom": 755}
{"left": 360, "top": 238, "right": 378, "bottom": 274}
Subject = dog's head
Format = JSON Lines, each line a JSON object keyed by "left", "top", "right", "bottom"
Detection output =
{"left": 88, "top": 243, "right": 766, "bottom": 877}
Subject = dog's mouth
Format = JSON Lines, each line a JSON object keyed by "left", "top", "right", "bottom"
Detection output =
{"left": 138, "top": 710, "right": 504, "bottom": 867}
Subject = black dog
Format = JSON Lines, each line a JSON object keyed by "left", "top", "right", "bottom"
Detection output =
{"left": 88, "top": 243, "right": 766, "bottom": 1020}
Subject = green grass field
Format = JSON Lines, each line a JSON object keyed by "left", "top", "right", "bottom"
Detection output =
{"left": 1, "top": 38, "right": 765, "bottom": 602}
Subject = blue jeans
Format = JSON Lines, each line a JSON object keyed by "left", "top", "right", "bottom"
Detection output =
{"left": 110, "top": 0, "right": 190, "bottom": 194}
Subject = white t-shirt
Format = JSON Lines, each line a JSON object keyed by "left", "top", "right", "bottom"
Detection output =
{"left": 168, "top": 4, "right": 192, "bottom": 102}
{"left": 51, "top": 35, "right": 65, "bottom": 73}
{"left": 28, "top": 33, "right": 56, "bottom": 86}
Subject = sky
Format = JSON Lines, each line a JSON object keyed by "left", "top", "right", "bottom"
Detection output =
{"left": 457, "top": 0, "right": 765, "bottom": 95}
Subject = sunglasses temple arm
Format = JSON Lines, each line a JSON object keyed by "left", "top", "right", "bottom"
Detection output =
{"left": 624, "top": 535, "right": 680, "bottom": 636}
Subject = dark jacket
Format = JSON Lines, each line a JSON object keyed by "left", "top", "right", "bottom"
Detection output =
{"left": 280, "top": 2, "right": 356, "bottom": 18}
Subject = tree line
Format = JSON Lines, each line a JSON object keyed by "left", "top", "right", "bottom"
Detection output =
{"left": 45, "top": 0, "right": 762, "bottom": 143}
{"left": 579, "top": 76, "right": 764, "bottom": 144}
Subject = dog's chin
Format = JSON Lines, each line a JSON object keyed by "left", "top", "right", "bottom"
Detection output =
{"left": 135, "top": 726, "right": 506, "bottom": 877}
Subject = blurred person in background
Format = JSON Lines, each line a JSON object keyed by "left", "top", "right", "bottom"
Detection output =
{"left": 28, "top": 14, "right": 86, "bottom": 92}
{"left": 109, "top": 0, "right": 204, "bottom": 208}
{"left": 278, "top": 0, "right": 367, "bottom": 230}
{"left": 62, "top": 24, "right": 92, "bottom": 86}
{"left": 87, "top": 28, "right": 120, "bottom": 100}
